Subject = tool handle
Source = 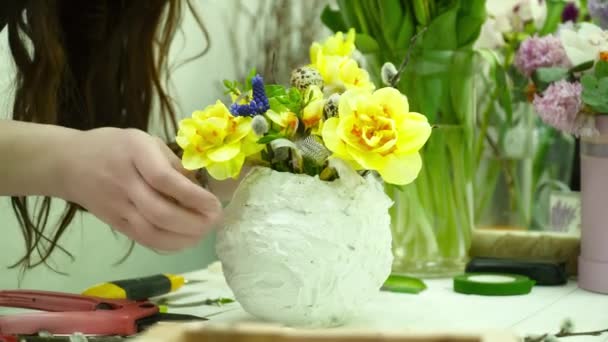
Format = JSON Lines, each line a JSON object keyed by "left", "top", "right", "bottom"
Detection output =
{"left": 0, "top": 290, "right": 158, "bottom": 336}
{"left": 0, "top": 311, "right": 144, "bottom": 336}
{"left": 83, "top": 274, "right": 184, "bottom": 300}
{"left": 0, "top": 290, "right": 107, "bottom": 312}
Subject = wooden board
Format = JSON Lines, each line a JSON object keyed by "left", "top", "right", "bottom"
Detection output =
{"left": 132, "top": 322, "right": 518, "bottom": 342}
{"left": 470, "top": 229, "right": 580, "bottom": 275}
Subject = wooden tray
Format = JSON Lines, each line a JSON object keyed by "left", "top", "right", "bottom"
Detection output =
{"left": 133, "top": 322, "right": 518, "bottom": 342}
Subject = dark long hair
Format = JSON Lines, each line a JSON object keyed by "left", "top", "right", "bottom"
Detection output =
{"left": 6, "top": 0, "right": 209, "bottom": 271}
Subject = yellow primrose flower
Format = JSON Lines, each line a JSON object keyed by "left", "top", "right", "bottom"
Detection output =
{"left": 310, "top": 28, "right": 356, "bottom": 64}
{"left": 176, "top": 101, "right": 264, "bottom": 180}
{"left": 302, "top": 85, "right": 325, "bottom": 132}
{"left": 322, "top": 88, "right": 432, "bottom": 185}
{"left": 313, "top": 51, "right": 374, "bottom": 94}
{"left": 265, "top": 110, "right": 299, "bottom": 136}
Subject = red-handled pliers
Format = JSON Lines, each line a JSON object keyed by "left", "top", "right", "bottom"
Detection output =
{"left": 0, "top": 290, "right": 205, "bottom": 336}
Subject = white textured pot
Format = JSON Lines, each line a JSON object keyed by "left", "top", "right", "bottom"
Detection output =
{"left": 216, "top": 163, "right": 393, "bottom": 327}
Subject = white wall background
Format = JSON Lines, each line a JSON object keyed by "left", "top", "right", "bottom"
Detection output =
{"left": 0, "top": 1, "right": 242, "bottom": 293}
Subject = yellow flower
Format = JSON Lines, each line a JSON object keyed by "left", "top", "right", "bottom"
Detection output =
{"left": 265, "top": 110, "right": 299, "bottom": 136}
{"left": 302, "top": 86, "right": 325, "bottom": 132}
{"left": 322, "top": 88, "right": 431, "bottom": 185}
{"left": 313, "top": 51, "right": 374, "bottom": 94}
{"left": 310, "top": 28, "right": 356, "bottom": 64}
{"left": 176, "top": 101, "right": 264, "bottom": 180}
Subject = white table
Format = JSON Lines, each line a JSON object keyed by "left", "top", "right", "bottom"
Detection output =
{"left": 164, "top": 264, "right": 608, "bottom": 342}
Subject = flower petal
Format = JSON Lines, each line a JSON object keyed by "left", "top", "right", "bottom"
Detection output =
{"left": 224, "top": 117, "right": 251, "bottom": 144}
{"left": 241, "top": 133, "right": 265, "bottom": 156}
{"left": 206, "top": 142, "right": 241, "bottom": 162}
{"left": 347, "top": 145, "right": 388, "bottom": 171}
{"left": 206, "top": 153, "right": 246, "bottom": 180}
{"left": 322, "top": 117, "right": 348, "bottom": 157}
{"left": 182, "top": 149, "right": 209, "bottom": 170}
{"left": 395, "top": 112, "right": 432, "bottom": 154}
{"left": 303, "top": 99, "right": 324, "bottom": 128}
{"left": 378, "top": 153, "right": 423, "bottom": 186}
{"left": 372, "top": 87, "right": 409, "bottom": 116}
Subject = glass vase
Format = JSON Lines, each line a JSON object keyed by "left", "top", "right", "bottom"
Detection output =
{"left": 388, "top": 50, "right": 476, "bottom": 277}
{"left": 475, "top": 103, "right": 575, "bottom": 231}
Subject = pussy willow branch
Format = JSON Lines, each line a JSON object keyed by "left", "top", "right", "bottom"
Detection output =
{"left": 228, "top": 0, "right": 328, "bottom": 85}
{"left": 389, "top": 26, "right": 428, "bottom": 88}
{"left": 525, "top": 324, "right": 608, "bottom": 341}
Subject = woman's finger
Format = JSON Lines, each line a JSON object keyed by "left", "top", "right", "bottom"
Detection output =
{"left": 123, "top": 207, "right": 197, "bottom": 251}
{"left": 128, "top": 173, "right": 213, "bottom": 237}
{"left": 134, "top": 144, "right": 221, "bottom": 218}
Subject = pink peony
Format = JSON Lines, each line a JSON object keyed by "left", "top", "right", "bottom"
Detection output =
{"left": 515, "top": 35, "right": 571, "bottom": 76}
{"left": 533, "top": 80, "right": 586, "bottom": 135}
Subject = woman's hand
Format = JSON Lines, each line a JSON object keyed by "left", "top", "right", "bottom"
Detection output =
{"left": 58, "top": 127, "right": 222, "bottom": 252}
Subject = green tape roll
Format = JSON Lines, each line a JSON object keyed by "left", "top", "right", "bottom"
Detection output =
{"left": 453, "top": 273, "right": 535, "bottom": 296}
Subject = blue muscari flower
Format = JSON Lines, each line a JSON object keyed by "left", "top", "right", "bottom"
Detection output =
{"left": 229, "top": 75, "right": 270, "bottom": 117}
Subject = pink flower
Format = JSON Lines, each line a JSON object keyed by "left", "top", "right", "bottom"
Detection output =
{"left": 515, "top": 35, "right": 571, "bottom": 76}
{"left": 533, "top": 80, "right": 587, "bottom": 135}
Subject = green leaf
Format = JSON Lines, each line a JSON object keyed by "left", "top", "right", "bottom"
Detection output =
{"left": 540, "top": 0, "right": 567, "bottom": 35}
{"left": 421, "top": 2, "right": 459, "bottom": 50}
{"left": 455, "top": 0, "right": 486, "bottom": 47}
{"left": 203, "top": 297, "right": 235, "bottom": 306}
{"left": 265, "top": 84, "right": 287, "bottom": 98}
{"left": 411, "top": 0, "right": 430, "bottom": 25}
{"left": 395, "top": 7, "right": 415, "bottom": 49}
{"left": 569, "top": 60, "right": 595, "bottom": 73}
{"left": 385, "top": 182, "right": 408, "bottom": 192}
{"left": 257, "top": 133, "right": 284, "bottom": 144}
{"left": 320, "top": 5, "right": 348, "bottom": 33}
{"left": 582, "top": 75, "right": 608, "bottom": 113}
{"left": 269, "top": 98, "right": 288, "bottom": 113}
{"left": 532, "top": 67, "right": 569, "bottom": 91}
{"left": 478, "top": 49, "right": 513, "bottom": 124}
{"left": 595, "top": 60, "right": 608, "bottom": 78}
{"left": 302, "top": 156, "right": 324, "bottom": 177}
{"left": 382, "top": 274, "right": 427, "bottom": 294}
{"left": 288, "top": 87, "right": 302, "bottom": 103}
{"left": 336, "top": 0, "right": 363, "bottom": 33}
{"left": 378, "top": 0, "right": 403, "bottom": 44}
{"left": 355, "top": 33, "right": 380, "bottom": 54}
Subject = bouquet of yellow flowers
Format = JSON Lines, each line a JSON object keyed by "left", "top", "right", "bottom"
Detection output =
{"left": 176, "top": 30, "right": 431, "bottom": 186}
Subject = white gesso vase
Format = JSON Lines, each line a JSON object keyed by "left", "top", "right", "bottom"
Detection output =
{"left": 216, "top": 163, "right": 393, "bottom": 327}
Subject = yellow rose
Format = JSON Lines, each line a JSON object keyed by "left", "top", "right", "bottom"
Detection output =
{"left": 322, "top": 88, "right": 431, "bottom": 185}
{"left": 176, "top": 101, "right": 264, "bottom": 180}
{"left": 310, "top": 28, "right": 356, "bottom": 64}
{"left": 265, "top": 110, "right": 299, "bottom": 137}
{"left": 302, "top": 86, "right": 325, "bottom": 132}
{"left": 313, "top": 51, "right": 374, "bottom": 94}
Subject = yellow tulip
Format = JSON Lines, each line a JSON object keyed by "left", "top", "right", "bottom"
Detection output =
{"left": 176, "top": 101, "right": 264, "bottom": 180}
{"left": 310, "top": 28, "right": 356, "bottom": 64}
{"left": 265, "top": 110, "right": 299, "bottom": 137}
{"left": 322, "top": 88, "right": 432, "bottom": 185}
{"left": 302, "top": 86, "right": 325, "bottom": 132}
{"left": 313, "top": 51, "right": 374, "bottom": 94}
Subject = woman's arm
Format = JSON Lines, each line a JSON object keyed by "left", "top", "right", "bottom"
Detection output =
{"left": 0, "top": 119, "right": 222, "bottom": 251}
{"left": 0, "top": 119, "right": 76, "bottom": 197}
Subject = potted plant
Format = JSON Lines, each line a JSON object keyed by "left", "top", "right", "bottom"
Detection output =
{"left": 174, "top": 30, "right": 431, "bottom": 326}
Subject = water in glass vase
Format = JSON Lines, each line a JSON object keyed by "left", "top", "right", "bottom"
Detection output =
{"left": 387, "top": 50, "right": 476, "bottom": 278}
